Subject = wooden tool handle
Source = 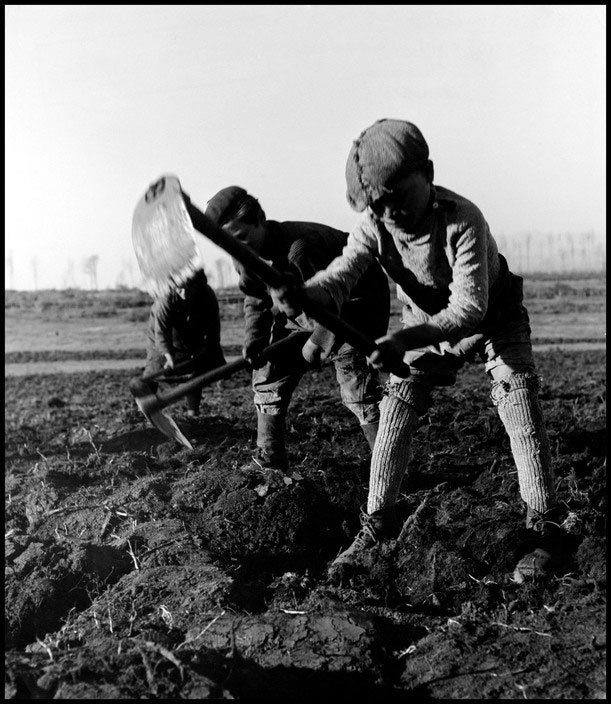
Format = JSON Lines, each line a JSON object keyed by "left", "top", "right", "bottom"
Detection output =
{"left": 139, "top": 333, "right": 311, "bottom": 416}
{"left": 182, "top": 193, "right": 410, "bottom": 378}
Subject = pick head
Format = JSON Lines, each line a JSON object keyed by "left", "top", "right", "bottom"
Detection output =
{"left": 129, "top": 377, "right": 194, "bottom": 449}
{"left": 132, "top": 175, "right": 204, "bottom": 298}
{"left": 142, "top": 403, "right": 194, "bottom": 450}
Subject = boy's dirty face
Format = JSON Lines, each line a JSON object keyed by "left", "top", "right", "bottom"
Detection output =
{"left": 369, "top": 171, "right": 431, "bottom": 231}
{"left": 223, "top": 218, "right": 267, "bottom": 253}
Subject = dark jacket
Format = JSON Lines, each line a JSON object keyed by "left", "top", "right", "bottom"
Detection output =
{"left": 235, "top": 221, "right": 390, "bottom": 355}
{"left": 147, "top": 269, "right": 224, "bottom": 366}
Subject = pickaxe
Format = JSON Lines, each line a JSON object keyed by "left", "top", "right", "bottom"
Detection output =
{"left": 128, "top": 346, "right": 226, "bottom": 448}
{"left": 132, "top": 174, "right": 411, "bottom": 375}
{"left": 128, "top": 353, "right": 215, "bottom": 448}
{"left": 130, "top": 333, "right": 310, "bottom": 448}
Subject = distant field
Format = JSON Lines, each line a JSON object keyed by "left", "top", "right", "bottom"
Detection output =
{"left": 4, "top": 275, "right": 606, "bottom": 365}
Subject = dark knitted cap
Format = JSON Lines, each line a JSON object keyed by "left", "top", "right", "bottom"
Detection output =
{"left": 204, "top": 186, "right": 249, "bottom": 225}
{"left": 345, "top": 119, "right": 430, "bottom": 212}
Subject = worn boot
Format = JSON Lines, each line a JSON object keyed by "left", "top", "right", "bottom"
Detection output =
{"left": 513, "top": 504, "right": 572, "bottom": 582}
{"left": 328, "top": 505, "right": 401, "bottom": 583}
{"left": 247, "top": 411, "right": 288, "bottom": 472}
{"left": 360, "top": 422, "right": 379, "bottom": 452}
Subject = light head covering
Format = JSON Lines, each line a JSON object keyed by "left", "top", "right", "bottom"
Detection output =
{"left": 345, "top": 119, "right": 430, "bottom": 212}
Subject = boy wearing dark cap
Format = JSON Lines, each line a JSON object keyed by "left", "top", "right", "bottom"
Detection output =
{"left": 205, "top": 186, "right": 390, "bottom": 473}
{"left": 272, "top": 118, "right": 573, "bottom": 583}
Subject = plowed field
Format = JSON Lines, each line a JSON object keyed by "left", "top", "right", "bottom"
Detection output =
{"left": 5, "top": 280, "right": 606, "bottom": 699}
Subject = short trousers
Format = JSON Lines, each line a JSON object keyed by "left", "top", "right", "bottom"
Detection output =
{"left": 253, "top": 339, "right": 382, "bottom": 424}
{"left": 391, "top": 271, "right": 536, "bottom": 387}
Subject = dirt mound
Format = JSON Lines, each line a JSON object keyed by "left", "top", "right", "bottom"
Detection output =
{"left": 172, "top": 465, "right": 343, "bottom": 567}
{"left": 5, "top": 538, "right": 133, "bottom": 649}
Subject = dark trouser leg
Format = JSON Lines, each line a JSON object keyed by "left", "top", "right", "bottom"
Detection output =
{"left": 361, "top": 422, "right": 379, "bottom": 451}
{"left": 185, "top": 387, "right": 202, "bottom": 416}
{"left": 251, "top": 344, "right": 307, "bottom": 471}
{"left": 254, "top": 411, "right": 288, "bottom": 470}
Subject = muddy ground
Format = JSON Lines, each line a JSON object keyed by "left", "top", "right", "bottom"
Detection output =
{"left": 5, "top": 339, "right": 606, "bottom": 699}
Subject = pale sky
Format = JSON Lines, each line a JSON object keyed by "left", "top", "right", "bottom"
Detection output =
{"left": 5, "top": 4, "right": 606, "bottom": 290}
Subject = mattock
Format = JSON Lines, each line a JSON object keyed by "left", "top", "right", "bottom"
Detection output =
{"left": 127, "top": 353, "right": 216, "bottom": 449}
{"left": 129, "top": 333, "right": 310, "bottom": 448}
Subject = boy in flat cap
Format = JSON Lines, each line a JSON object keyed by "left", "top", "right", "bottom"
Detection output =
{"left": 133, "top": 268, "right": 226, "bottom": 417}
{"left": 205, "top": 186, "right": 390, "bottom": 473}
{"left": 272, "top": 118, "right": 574, "bottom": 583}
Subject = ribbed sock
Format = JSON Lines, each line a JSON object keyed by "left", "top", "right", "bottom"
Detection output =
{"left": 367, "top": 395, "right": 419, "bottom": 514}
{"left": 492, "top": 375, "right": 556, "bottom": 513}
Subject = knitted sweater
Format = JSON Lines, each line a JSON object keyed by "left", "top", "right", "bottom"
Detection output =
{"left": 307, "top": 185, "right": 502, "bottom": 344}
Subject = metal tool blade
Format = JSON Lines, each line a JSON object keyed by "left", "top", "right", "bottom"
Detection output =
{"left": 132, "top": 174, "right": 203, "bottom": 298}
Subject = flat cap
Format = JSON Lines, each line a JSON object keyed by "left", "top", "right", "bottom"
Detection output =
{"left": 205, "top": 185, "right": 249, "bottom": 224}
{"left": 345, "top": 119, "right": 429, "bottom": 211}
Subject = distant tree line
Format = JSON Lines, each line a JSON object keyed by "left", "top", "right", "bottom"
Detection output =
{"left": 495, "top": 231, "right": 605, "bottom": 275}
{"left": 4, "top": 232, "right": 606, "bottom": 290}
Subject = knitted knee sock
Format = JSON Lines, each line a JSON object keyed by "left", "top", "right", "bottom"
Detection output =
{"left": 492, "top": 373, "right": 556, "bottom": 513}
{"left": 367, "top": 395, "right": 420, "bottom": 514}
